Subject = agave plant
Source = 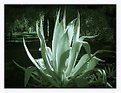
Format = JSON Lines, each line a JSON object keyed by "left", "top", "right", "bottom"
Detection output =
{"left": 14, "top": 10, "right": 109, "bottom": 87}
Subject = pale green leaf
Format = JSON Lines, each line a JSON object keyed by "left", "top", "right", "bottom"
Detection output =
{"left": 36, "top": 15, "right": 45, "bottom": 40}
{"left": 66, "top": 18, "right": 77, "bottom": 45}
{"left": 52, "top": 14, "right": 66, "bottom": 69}
{"left": 79, "top": 34, "right": 99, "bottom": 41}
{"left": 84, "top": 57, "right": 98, "bottom": 72}
{"left": 73, "top": 12, "right": 80, "bottom": 43}
{"left": 72, "top": 54, "right": 100, "bottom": 78}
{"left": 23, "top": 38, "right": 40, "bottom": 69}
{"left": 72, "top": 54, "right": 89, "bottom": 77}
{"left": 93, "top": 50, "right": 115, "bottom": 56}
{"left": 36, "top": 20, "right": 54, "bottom": 71}
{"left": 46, "top": 47, "right": 52, "bottom": 62}
{"left": 52, "top": 10, "right": 60, "bottom": 60}
{"left": 24, "top": 66, "right": 36, "bottom": 87}
{"left": 66, "top": 42, "right": 81, "bottom": 76}
{"left": 36, "top": 58, "right": 46, "bottom": 70}
{"left": 63, "top": 9, "right": 66, "bottom": 30}
{"left": 56, "top": 31, "right": 69, "bottom": 72}
{"left": 58, "top": 49, "right": 70, "bottom": 75}
{"left": 81, "top": 41, "right": 91, "bottom": 58}
{"left": 39, "top": 33, "right": 54, "bottom": 72}
{"left": 39, "top": 15, "right": 44, "bottom": 38}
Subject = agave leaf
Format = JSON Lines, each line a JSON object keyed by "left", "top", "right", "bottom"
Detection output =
{"left": 71, "top": 54, "right": 89, "bottom": 77}
{"left": 81, "top": 41, "right": 91, "bottom": 58}
{"left": 39, "top": 15, "right": 44, "bottom": 39}
{"left": 24, "top": 66, "right": 36, "bottom": 87}
{"left": 93, "top": 50, "right": 115, "bottom": 56}
{"left": 35, "top": 60, "right": 59, "bottom": 87}
{"left": 13, "top": 60, "right": 26, "bottom": 71}
{"left": 66, "top": 42, "right": 81, "bottom": 76}
{"left": 46, "top": 47, "right": 52, "bottom": 62}
{"left": 31, "top": 74, "right": 41, "bottom": 83}
{"left": 66, "top": 40, "right": 91, "bottom": 76}
{"left": 66, "top": 18, "right": 77, "bottom": 45}
{"left": 93, "top": 56, "right": 105, "bottom": 62}
{"left": 63, "top": 9, "right": 66, "bottom": 30}
{"left": 73, "top": 12, "right": 80, "bottom": 43}
{"left": 36, "top": 19, "right": 62, "bottom": 83}
{"left": 13, "top": 60, "right": 43, "bottom": 86}
{"left": 54, "top": 9, "right": 60, "bottom": 32}
{"left": 66, "top": 30, "right": 92, "bottom": 75}
{"left": 52, "top": 14, "right": 66, "bottom": 69}
{"left": 46, "top": 47, "right": 55, "bottom": 70}
{"left": 36, "top": 20, "right": 44, "bottom": 44}
{"left": 52, "top": 10, "right": 60, "bottom": 65}
{"left": 36, "top": 15, "right": 45, "bottom": 40}
{"left": 84, "top": 57, "right": 98, "bottom": 72}
{"left": 58, "top": 49, "right": 70, "bottom": 76}
{"left": 36, "top": 20, "right": 54, "bottom": 73}
{"left": 56, "top": 31, "right": 69, "bottom": 72}
{"left": 23, "top": 38, "right": 40, "bottom": 69}
{"left": 34, "top": 65, "right": 59, "bottom": 87}
{"left": 88, "top": 49, "right": 114, "bottom": 63}
{"left": 72, "top": 54, "right": 104, "bottom": 78}
{"left": 40, "top": 34, "right": 54, "bottom": 72}
{"left": 36, "top": 58, "right": 46, "bottom": 71}
{"left": 79, "top": 34, "right": 99, "bottom": 41}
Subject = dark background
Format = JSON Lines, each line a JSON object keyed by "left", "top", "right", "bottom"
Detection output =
{"left": 5, "top": 5, "right": 116, "bottom": 88}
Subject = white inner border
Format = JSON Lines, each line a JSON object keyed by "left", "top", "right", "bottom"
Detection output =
{"left": 0, "top": 0, "right": 120, "bottom": 93}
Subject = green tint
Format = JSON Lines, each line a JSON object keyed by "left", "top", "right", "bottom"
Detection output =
{"left": 15, "top": 10, "right": 109, "bottom": 87}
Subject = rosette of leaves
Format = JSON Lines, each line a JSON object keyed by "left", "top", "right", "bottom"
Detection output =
{"left": 14, "top": 10, "right": 108, "bottom": 87}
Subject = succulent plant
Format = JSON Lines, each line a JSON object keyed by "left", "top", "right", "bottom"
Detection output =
{"left": 14, "top": 10, "right": 109, "bottom": 87}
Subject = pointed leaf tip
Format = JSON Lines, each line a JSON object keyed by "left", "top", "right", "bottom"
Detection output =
{"left": 24, "top": 66, "right": 36, "bottom": 87}
{"left": 23, "top": 38, "right": 40, "bottom": 69}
